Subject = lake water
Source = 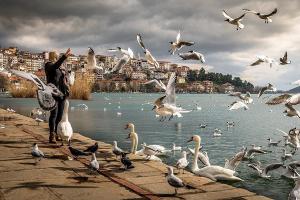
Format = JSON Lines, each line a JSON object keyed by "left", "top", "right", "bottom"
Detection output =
{"left": 1, "top": 93, "right": 299, "bottom": 199}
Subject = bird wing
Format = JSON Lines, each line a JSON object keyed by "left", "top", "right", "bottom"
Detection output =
{"left": 109, "top": 55, "right": 130, "bottom": 74}
{"left": 178, "top": 41, "right": 195, "bottom": 46}
{"left": 265, "top": 94, "right": 292, "bottom": 105}
{"left": 137, "top": 34, "right": 146, "bottom": 51}
{"left": 276, "top": 128, "right": 290, "bottom": 138}
{"left": 265, "top": 8, "right": 278, "bottom": 17}
{"left": 127, "top": 47, "right": 134, "bottom": 59}
{"left": 242, "top": 9, "right": 258, "bottom": 14}
{"left": 196, "top": 52, "right": 205, "bottom": 63}
{"left": 144, "top": 79, "right": 166, "bottom": 90}
{"left": 258, "top": 86, "right": 268, "bottom": 98}
{"left": 285, "top": 103, "right": 296, "bottom": 112}
{"left": 283, "top": 51, "right": 288, "bottom": 61}
{"left": 10, "top": 69, "right": 46, "bottom": 90}
{"left": 176, "top": 31, "right": 181, "bottom": 44}
{"left": 168, "top": 175, "right": 184, "bottom": 187}
{"left": 247, "top": 164, "right": 261, "bottom": 172}
{"left": 264, "top": 163, "right": 283, "bottom": 175}
{"left": 222, "top": 10, "right": 233, "bottom": 20}
{"left": 250, "top": 59, "right": 263, "bottom": 66}
{"left": 165, "top": 72, "right": 176, "bottom": 105}
{"left": 234, "top": 13, "right": 246, "bottom": 21}
{"left": 154, "top": 95, "right": 166, "bottom": 107}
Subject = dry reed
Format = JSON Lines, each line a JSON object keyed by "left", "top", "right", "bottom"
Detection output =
{"left": 9, "top": 80, "right": 37, "bottom": 98}
{"left": 70, "top": 74, "right": 92, "bottom": 100}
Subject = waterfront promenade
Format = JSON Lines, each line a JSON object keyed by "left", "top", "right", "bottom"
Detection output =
{"left": 0, "top": 108, "right": 270, "bottom": 200}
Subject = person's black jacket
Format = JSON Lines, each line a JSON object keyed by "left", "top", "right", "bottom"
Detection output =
{"left": 44, "top": 55, "right": 69, "bottom": 98}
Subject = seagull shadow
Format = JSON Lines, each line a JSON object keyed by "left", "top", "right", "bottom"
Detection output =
{"left": 5, "top": 181, "right": 98, "bottom": 193}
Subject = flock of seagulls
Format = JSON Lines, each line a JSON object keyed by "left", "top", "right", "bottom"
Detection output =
{"left": 1, "top": 4, "right": 298, "bottom": 199}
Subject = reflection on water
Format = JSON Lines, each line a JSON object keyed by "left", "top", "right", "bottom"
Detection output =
{"left": 0, "top": 93, "right": 299, "bottom": 199}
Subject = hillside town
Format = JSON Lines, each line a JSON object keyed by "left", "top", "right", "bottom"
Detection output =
{"left": 0, "top": 47, "right": 254, "bottom": 93}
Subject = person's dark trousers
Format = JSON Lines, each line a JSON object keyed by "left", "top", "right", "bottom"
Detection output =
{"left": 49, "top": 98, "right": 65, "bottom": 140}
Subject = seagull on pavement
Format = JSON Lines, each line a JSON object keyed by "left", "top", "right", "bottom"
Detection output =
{"left": 31, "top": 143, "right": 44, "bottom": 162}
{"left": 175, "top": 151, "right": 189, "bottom": 173}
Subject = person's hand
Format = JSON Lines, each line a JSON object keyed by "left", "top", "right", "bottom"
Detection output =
{"left": 65, "top": 48, "right": 72, "bottom": 57}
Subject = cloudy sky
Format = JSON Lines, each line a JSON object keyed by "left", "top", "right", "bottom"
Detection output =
{"left": 0, "top": 0, "right": 299, "bottom": 90}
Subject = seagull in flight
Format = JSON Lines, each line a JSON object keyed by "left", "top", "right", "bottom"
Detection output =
{"left": 243, "top": 8, "right": 278, "bottom": 23}
{"left": 247, "top": 162, "right": 283, "bottom": 178}
{"left": 280, "top": 51, "right": 291, "bottom": 65}
{"left": 222, "top": 10, "right": 246, "bottom": 30}
{"left": 108, "top": 47, "right": 134, "bottom": 59}
{"left": 250, "top": 55, "right": 277, "bottom": 68}
{"left": 169, "top": 31, "right": 194, "bottom": 55}
{"left": 258, "top": 83, "right": 276, "bottom": 98}
{"left": 178, "top": 51, "right": 205, "bottom": 63}
{"left": 144, "top": 72, "right": 176, "bottom": 105}
{"left": 136, "top": 34, "right": 160, "bottom": 69}
{"left": 266, "top": 93, "right": 300, "bottom": 106}
{"left": 87, "top": 47, "right": 103, "bottom": 71}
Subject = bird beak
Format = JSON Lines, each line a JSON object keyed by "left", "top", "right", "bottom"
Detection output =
{"left": 126, "top": 134, "right": 130, "bottom": 139}
{"left": 186, "top": 138, "right": 193, "bottom": 143}
{"left": 124, "top": 124, "right": 129, "bottom": 129}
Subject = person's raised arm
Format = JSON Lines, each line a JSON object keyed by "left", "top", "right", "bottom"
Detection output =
{"left": 52, "top": 48, "right": 72, "bottom": 69}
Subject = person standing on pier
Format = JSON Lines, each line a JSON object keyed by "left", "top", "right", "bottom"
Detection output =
{"left": 45, "top": 48, "right": 72, "bottom": 143}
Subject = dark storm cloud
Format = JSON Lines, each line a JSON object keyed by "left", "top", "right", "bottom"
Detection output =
{"left": 0, "top": 0, "right": 299, "bottom": 89}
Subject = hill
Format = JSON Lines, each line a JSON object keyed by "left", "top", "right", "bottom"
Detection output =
{"left": 287, "top": 86, "right": 300, "bottom": 93}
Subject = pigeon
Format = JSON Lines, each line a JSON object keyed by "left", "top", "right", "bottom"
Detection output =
{"left": 258, "top": 83, "right": 276, "bottom": 98}
{"left": 243, "top": 8, "right": 278, "bottom": 23}
{"left": 120, "top": 152, "right": 134, "bottom": 170}
{"left": 280, "top": 51, "right": 291, "bottom": 65}
{"left": 31, "top": 143, "right": 45, "bottom": 162}
{"left": 84, "top": 142, "right": 99, "bottom": 153}
{"left": 169, "top": 31, "right": 194, "bottom": 55}
{"left": 222, "top": 10, "right": 246, "bottom": 30}
{"left": 68, "top": 146, "right": 89, "bottom": 157}
{"left": 178, "top": 51, "right": 205, "bottom": 63}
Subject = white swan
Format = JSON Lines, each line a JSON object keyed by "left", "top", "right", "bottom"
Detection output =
{"left": 187, "top": 135, "right": 242, "bottom": 181}
{"left": 57, "top": 100, "right": 73, "bottom": 146}
{"left": 125, "top": 123, "right": 138, "bottom": 154}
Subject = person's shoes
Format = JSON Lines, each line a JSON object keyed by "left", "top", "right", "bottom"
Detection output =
{"left": 49, "top": 132, "right": 57, "bottom": 144}
{"left": 55, "top": 134, "right": 62, "bottom": 141}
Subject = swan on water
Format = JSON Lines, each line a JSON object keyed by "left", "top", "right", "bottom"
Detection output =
{"left": 57, "top": 100, "right": 73, "bottom": 146}
{"left": 187, "top": 135, "right": 242, "bottom": 181}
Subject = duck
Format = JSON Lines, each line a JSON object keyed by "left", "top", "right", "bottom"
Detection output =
{"left": 57, "top": 100, "right": 73, "bottom": 146}
{"left": 187, "top": 135, "right": 242, "bottom": 181}
{"left": 175, "top": 151, "right": 189, "bottom": 173}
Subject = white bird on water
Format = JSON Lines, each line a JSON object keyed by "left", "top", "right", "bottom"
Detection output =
{"left": 229, "top": 101, "right": 249, "bottom": 111}
{"left": 188, "top": 135, "right": 242, "bottom": 181}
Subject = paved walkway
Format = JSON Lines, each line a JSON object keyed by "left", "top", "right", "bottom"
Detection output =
{"left": 0, "top": 109, "right": 271, "bottom": 200}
